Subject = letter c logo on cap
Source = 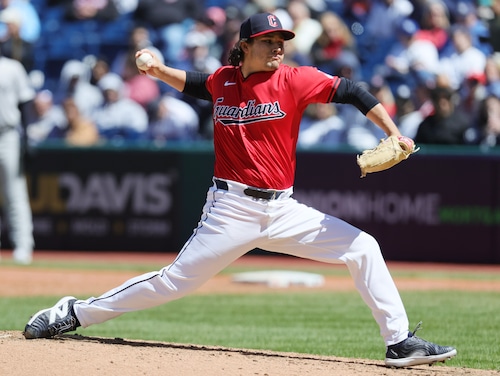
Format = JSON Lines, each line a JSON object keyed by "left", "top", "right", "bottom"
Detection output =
{"left": 267, "top": 15, "right": 278, "bottom": 28}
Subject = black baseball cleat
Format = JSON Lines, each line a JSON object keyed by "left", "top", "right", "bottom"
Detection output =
{"left": 23, "top": 296, "right": 81, "bottom": 339}
{"left": 385, "top": 322, "right": 457, "bottom": 367}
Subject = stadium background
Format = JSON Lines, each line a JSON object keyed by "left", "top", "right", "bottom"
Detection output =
{"left": 1, "top": 1, "right": 499, "bottom": 264}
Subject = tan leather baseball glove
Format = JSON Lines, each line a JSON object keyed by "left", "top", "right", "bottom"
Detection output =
{"left": 356, "top": 136, "right": 419, "bottom": 178}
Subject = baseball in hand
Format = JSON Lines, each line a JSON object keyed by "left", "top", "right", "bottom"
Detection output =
{"left": 398, "top": 136, "right": 414, "bottom": 152}
{"left": 136, "top": 53, "right": 153, "bottom": 70}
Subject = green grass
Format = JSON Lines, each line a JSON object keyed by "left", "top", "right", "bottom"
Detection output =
{"left": 2, "top": 258, "right": 499, "bottom": 370}
{"left": 3, "top": 290, "right": 499, "bottom": 370}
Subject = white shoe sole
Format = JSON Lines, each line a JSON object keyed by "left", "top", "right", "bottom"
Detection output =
{"left": 385, "top": 349, "right": 457, "bottom": 367}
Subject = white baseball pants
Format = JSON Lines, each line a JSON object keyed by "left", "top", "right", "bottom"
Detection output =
{"left": 74, "top": 178, "right": 410, "bottom": 346}
{"left": 0, "top": 128, "right": 34, "bottom": 252}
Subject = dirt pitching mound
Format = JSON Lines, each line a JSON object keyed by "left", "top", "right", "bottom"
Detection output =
{"left": 2, "top": 253, "right": 500, "bottom": 375}
{"left": 1, "top": 330, "right": 498, "bottom": 376}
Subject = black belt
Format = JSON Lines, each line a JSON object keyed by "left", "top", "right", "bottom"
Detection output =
{"left": 214, "top": 179, "right": 285, "bottom": 200}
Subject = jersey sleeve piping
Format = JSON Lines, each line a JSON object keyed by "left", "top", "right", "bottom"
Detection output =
{"left": 327, "top": 76, "right": 341, "bottom": 103}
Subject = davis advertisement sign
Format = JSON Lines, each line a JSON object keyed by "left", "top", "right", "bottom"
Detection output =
{"left": 19, "top": 147, "right": 210, "bottom": 252}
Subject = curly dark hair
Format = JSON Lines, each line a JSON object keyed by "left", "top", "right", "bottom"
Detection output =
{"left": 227, "top": 39, "right": 250, "bottom": 66}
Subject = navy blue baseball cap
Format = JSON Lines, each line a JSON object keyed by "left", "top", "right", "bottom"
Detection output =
{"left": 240, "top": 13, "right": 295, "bottom": 40}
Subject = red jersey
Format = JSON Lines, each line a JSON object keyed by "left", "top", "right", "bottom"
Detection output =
{"left": 205, "top": 64, "right": 341, "bottom": 190}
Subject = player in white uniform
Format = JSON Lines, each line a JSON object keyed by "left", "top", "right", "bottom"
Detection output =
{"left": 23, "top": 13, "right": 456, "bottom": 367}
{"left": 0, "top": 52, "right": 36, "bottom": 264}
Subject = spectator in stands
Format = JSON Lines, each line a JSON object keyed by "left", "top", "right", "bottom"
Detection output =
{"left": 133, "top": 0, "right": 204, "bottom": 66}
{"left": 48, "top": 97, "right": 100, "bottom": 147}
{"left": 364, "top": 0, "right": 414, "bottom": 41}
{"left": 178, "top": 30, "right": 222, "bottom": 74}
{"left": 327, "top": 48, "right": 362, "bottom": 81}
{"left": 203, "top": 6, "right": 230, "bottom": 62}
{"left": 0, "top": 0, "right": 40, "bottom": 44}
{"left": 92, "top": 72, "right": 148, "bottom": 143}
{"left": 477, "top": 84, "right": 500, "bottom": 147}
{"left": 54, "top": 59, "right": 103, "bottom": 118}
{"left": 393, "top": 84, "right": 425, "bottom": 139}
{"left": 351, "top": 0, "right": 414, "bottom": 81}
{"left": 16, "top": 2, "right": 500, "bottom": 152}
{"left": 112, "top": 0, "right": 138, "bottom": 16}
{"left": 469, "top": 55, "right": 500, "bottom": 128}
{"left": 485, "top": 53, "right": 500, "bottom": 89}
{"left": 217, "top": 7, "right": 245, "bottom": 69}
{"left": 0, "top": 7, "right": 34, "bottom": 72}
{"left": 487, "top": 0, "right": 500, "bottom": 53}
{"left": 309, "top": 46, "right": 384, "bottom": 151}
{"left": 298, "top": 103, "right": 346, "bottom": 148}
{"left": 438, "top": 25, "right": 488, "bottom": 91}
{"left": 341, "top": 0, "right": 372, "bottom": 28}
{"left": 30, "top": 91, "right": 101, "bottom": 147}
{"left": 147, "top": 94, "right": 200, "bottom": 143}
{"left": 90, "top": 57, "right": 111, "bottom": 86}
{"left": 47, "top": 0, "right": 120, "bottom": 21}
{"left": 368, "top": 74, "right": 397, "bottom": 119}
{"left": 457, "top": 72, "right": 487, "bottom": 129}
{"left": 415, "top": 0, "right": 451, "bottom": 55}
{"left": 184, "top": 9, "right": 225, "bottom": 62}
{"left": 27, "top": 89, "right": 66, "bottom": 146}
{"left": 459, "top": 50, "right": 499, "bottom": 130}
{"left": 287, "top": 0, "right": 322, "bottom": 57}
{"left": 452, "top": 1, "right": 492, "bottom": 56}
{"left": 343, "top": 111, "right": 387, "bottom": 150}
{"left": 380, "top": 18, "right": 440, "bottom": 90}
{"left": 337, "top": 75, "right": 394, "bottom": 150}
{"left": 107, "top": 27, "right": 162, "bottom": 108}
{"left": 111, "top": 25, "right": 163, "bottom": 77}
{"left": 470, "top": 54, "right": 500, "bottom": 140}
{"left": 310, "top": 11, "right": 360, "bottom": 77}
{"left": 415, "top": 85, "right": 473, "bottom": 145}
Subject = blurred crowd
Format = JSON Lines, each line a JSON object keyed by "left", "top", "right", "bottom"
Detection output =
{"left": 1, "top": 0, "right": 500, "bottom": 150}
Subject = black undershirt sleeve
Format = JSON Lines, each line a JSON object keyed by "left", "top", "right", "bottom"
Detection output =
{"left": 331, "top": 77, "right": 379, "bottom": 115}
{"left": 183, "top": 71, "right": 212, "bottom": 101}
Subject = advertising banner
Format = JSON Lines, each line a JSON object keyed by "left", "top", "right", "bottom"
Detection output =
{"left": 294, "top": 152, "right": 500, "bottom": 263}
{"left": 23, "top": 147, "right": 213, "bottom": 252}
{"left": 2, "top": 145, "right": 499, "bottom": 263}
